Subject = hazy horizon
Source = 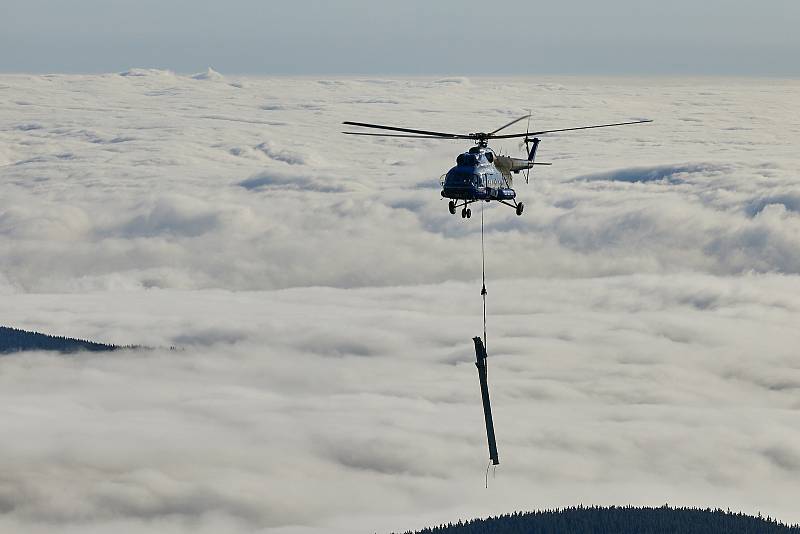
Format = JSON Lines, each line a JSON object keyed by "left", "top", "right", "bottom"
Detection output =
{"left": 2, "top": 0, "right": 799, "bottom": 77}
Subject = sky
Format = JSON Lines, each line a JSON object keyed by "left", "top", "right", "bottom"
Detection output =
{"left": 2, "top": 0, "right": 800, "bottom": 76}
{"left": 1, "top": 71, "right": 800, "bottom": 532}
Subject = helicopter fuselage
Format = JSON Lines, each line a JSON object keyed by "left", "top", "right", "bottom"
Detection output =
{"left": 440, "top": 147, "right": 516, "bottom": 202}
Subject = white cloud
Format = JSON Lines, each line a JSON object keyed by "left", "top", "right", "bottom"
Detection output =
{"left": 191, "top": 68, "right": 225, "bottom": 82}
{"left": 1, "top": 73, "right": 800, "bottom": 532}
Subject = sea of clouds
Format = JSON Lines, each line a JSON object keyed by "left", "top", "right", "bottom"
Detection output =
{"left": 0, "top": 71, "right": 799, "bottom": 533}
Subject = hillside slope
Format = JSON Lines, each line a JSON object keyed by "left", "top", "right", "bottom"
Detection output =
{"left": 400, "top": 506, "right": 800, "bottom": 534}
{"left": 0, "top": 326, "right": 121, "bottom": 353}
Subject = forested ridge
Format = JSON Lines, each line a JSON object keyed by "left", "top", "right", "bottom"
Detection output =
{"left": 0, "top": 325, "right": 124, "bottom": 353}
{"left": 399, "top": 506, "right": 800, "bottom": 534}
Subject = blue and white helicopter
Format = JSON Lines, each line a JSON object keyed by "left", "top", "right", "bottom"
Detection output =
{"left": 343, "top": 115, "right": 651, "bottom": 218}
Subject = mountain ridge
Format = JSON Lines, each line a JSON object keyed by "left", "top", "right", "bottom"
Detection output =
{"left": 0, "top": 325, "right": 124, "bottom": 353}
{"left": 397, "top": 506, "right": 800, "bottom": 534}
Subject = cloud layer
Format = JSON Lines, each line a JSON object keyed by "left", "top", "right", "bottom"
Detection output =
{"left": 1, "top": 73, "right": 800, "bottom": 533}
{"left": 2, "top": 73, "right": 800, "bottom": 292}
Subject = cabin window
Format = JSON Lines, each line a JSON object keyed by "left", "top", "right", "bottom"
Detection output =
{"left": 449, "top": 171, "right": 471, "bottom": 183}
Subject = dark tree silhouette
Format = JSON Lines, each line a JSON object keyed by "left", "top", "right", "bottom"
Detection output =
{"left": 0, "top": 325, "right": 127, "bottom": 353}
{"left": 397, "top": 506, "right": 800, "bottom": 534}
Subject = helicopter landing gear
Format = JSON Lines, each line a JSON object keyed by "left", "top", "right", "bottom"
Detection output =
{"left": 496, "top": 198, "right": 526, "bottom": 216}
{"left": 449, "top": 199, "right": 476, "bottom": 218}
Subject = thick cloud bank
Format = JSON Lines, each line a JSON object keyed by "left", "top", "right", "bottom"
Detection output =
{"left": 1, "top": 73, "right": 799, "bottom": 533}
{"left": 2, "top": 74, "right": 799, "bottom": 292}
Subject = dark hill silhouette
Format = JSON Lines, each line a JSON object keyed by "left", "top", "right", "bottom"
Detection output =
{"left": 0, "top": 325, "right": 124, "bottom": 353}
{"left": 399, "top": 506, "right": 800, "bottom": 534}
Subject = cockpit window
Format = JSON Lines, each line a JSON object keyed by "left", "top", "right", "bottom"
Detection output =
{"left": 455, "top": 153, "right": 479, "bottom": 166}
{"left": 447, "top": 171, "right": 472, "bottom": 183}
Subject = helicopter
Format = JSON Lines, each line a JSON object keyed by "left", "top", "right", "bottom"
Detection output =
{"left": 342, "top": 115, "right": 652, "bottom": 218}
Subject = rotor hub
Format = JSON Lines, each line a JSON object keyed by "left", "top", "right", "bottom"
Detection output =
{"left": 471, "top": 133, "right": 490, "bottom": 147}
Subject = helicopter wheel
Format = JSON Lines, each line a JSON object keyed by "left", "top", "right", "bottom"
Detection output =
{"left": 515, "top": 202, "right": 524, "bottom": 216}
{"left": 461, "top": 208, "right": 467, "bottom": 219}
{"left": 466, "top": 208, "right": 472, "bottom": 219}
{"left": 448, "top": 200, "right": 456, "bottom": 215}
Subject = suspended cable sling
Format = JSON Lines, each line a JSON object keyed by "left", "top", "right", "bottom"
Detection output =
{"left": 481, "top": 201, "right": 487, "bottom": 352}
{"left": 474, "top": 201, "right": 499, "bottom": 472}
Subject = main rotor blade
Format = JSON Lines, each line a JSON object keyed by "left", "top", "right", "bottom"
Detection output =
{"left": 488, "top": 130, "right": 549, "bottom": 140}
{"left": 342, "top": 131, "right": 451, "bottom": 139}
{"left": 528, "top": 119, "right": 653, "bottom": 136}
{"left": 343, "top": 121, "right": 468, "bottom": 139}
{"left": 489, "top": 114, "right": 531, "bottom": 135}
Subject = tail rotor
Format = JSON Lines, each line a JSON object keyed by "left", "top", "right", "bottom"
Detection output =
{"left": 524, "top": 114, "right": 532, "bottom": 184}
